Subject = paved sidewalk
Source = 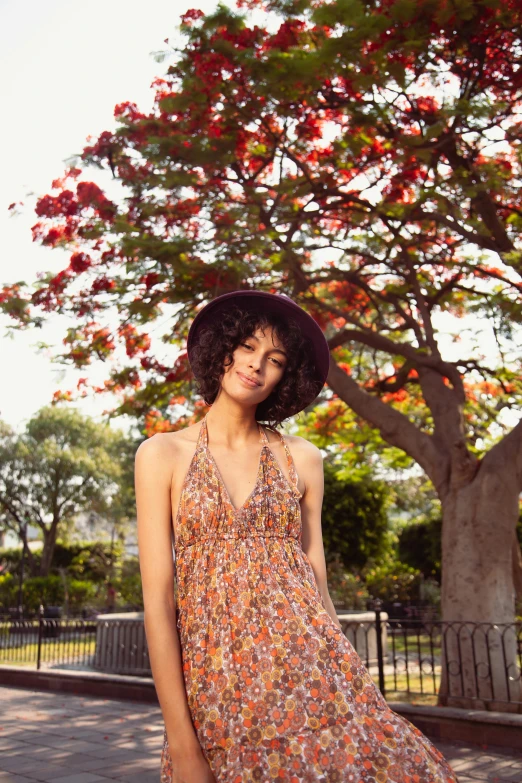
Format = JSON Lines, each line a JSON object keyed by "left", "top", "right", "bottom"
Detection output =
{"left": 430, "top": 739, "right": 522, "bottom": 782}
{"left": 0, "top": 685, "right": 521, "bottom": 782}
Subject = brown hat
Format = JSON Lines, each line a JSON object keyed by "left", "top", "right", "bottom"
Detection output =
{"left": 187, "top": 289, "right": 330, "bottom": 412}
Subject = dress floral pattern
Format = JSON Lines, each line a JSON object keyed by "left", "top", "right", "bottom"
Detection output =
{"left": 160, "top": 413, "right": 457, "bottom": 782}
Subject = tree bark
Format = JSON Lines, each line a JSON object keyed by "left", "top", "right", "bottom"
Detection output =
{"left": 38, "top": 518, "right": 60, "bottom": 577}
{"left": 438, "top": 462, "right": 521, "bottom": 711}
{"left": 512, "top": 534, "right": 522, "bottom": 604}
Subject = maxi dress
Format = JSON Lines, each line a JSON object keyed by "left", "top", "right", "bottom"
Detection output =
{"left": 160, "top": 413, "right": 457, "bottom": 783}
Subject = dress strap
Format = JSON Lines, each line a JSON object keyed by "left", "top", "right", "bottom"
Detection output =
{"left": 277, "top": 431, "right": 300, "bottom": 491}
{"left": 258, "top": 423, "right": 270, "bottom": 446}
{"left": 278, "top": 432, "right": 298, "bottom": 489}
{"left": 259, "top": 424, "right": 299, "bottom": 489}
{"left": 197, "top": 414, "right": 209, "bottom": 449}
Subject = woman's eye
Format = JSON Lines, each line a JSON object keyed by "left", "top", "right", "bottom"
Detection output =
{"left": 241, "top": 343, "right": 282, "bottom": 367}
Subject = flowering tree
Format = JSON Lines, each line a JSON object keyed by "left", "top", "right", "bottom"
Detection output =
{"left": 2, "top": 0, "right": 522, "bottom": 706}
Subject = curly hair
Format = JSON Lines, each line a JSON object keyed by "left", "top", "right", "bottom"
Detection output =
{"left": 189, "top": 304, "right": 323, "bottom": 428}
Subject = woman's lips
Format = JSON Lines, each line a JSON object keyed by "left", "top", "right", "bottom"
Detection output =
{"left": 237, "top": 371, "right": 261, "bottom": 388}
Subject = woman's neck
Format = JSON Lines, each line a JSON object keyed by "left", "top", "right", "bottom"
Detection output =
{"left": 204, "top": 404, "right": 260, "bottom": 448}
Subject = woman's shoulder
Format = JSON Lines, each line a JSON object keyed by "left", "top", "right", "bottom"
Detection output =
{"left": 272, "top": 429, "right": 322, "bottom": 459}
{"left": 135, "top": 419, "right": 203, "bottom": 461}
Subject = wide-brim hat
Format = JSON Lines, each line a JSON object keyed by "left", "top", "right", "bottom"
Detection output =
{"left": 187, "top": 289, "right": 330, "bottom": 411}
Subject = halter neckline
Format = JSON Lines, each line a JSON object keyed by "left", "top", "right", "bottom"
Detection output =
{"left": 197, "top": 412, "right": 300, "bottom": 516}
{"left": 199, "top": 414, "right": 266, "bottom": 514}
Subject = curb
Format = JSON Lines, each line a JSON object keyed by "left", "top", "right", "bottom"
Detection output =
{"left": 388, "top": 702, "right": 522, "bottom": 751}
{"left": 0, "top": 665, "right": 158, "bottom": 703}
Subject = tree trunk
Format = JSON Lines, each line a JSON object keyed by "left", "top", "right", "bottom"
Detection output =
{"left": 439, "top": 459, "right": 522, "bottom": 711}
{"left": 19, "top": 525, "right": 36, "bottom": 577}
{"left": 39, "top": 522, "right": 59, "bottom": 577}
{"left": 512, "top": 533, "right": 522, "bottom": 603}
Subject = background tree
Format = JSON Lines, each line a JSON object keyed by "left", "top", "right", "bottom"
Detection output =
{"left": 2, "top": 0, "right": 522, "bottom": 706}
{"left": 321, "top": 460, "right": 390, "bottom": 571}
{"left": 397, "top": 517, "right": 442, "bottom": 581}
{"left": 0, "top": 406, "right": 128, "bottom": 577}
{"left": 77, "top": 432, "right": 141, "bottom": 590}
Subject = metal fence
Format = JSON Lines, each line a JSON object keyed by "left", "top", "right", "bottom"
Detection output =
{"left": 1, "top": 607, "right": 521, "bottom": 708}
{"left": 0, "top": 613, "right": 151, "bottom": 676}
{"left": 337, "top": 608, "right": 522, "bottom": 708}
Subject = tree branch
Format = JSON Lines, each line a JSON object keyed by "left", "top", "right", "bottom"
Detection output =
{"left": 437, "top": 134, "right": 514, "bottom": 253}
{"left": 482, "top": 416, "right": 522, "bottom": 493}
{"left": 328, "top": 327, "right": 465, "bottom": 399}
{"left": 326, "top": 356, "right": 449, "bottom": 493}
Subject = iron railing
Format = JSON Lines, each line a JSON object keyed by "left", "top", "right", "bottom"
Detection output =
{"left": 0, "top": 610, "right": 149, "bottom": 675}
{"left": 337, "top": 606, "right": 522, "bottom": 708}
{"left": 1, "top": 605, "right": 521, "bottom": 707}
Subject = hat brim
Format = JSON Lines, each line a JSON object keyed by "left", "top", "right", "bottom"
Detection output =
{"left": 187, "top": 290, "right": 330, "bottom": 410}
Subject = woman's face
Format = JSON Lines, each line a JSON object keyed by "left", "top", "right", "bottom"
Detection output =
{"left": 221, "top": 325, "right": 288, "bottom": 403}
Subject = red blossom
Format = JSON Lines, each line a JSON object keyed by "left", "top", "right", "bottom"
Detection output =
{"left": 118, "top": 324, "right": 151, "bottom": 357}
{"left": 266, "top": 19, "right": 305, "bottom": 51}
{"left": 114, "top": 101, "right": 145, "bottom": 122}
{"left": 82, "top": 130, "right": 116, "bottom": 163}
{"left": 180, "top": 8, "right": 204, "bottom": 27}
{"left": 91, "top": 276, "right": 115, "bottom": 293}
{"left": 76, "top": 182, "right": 116, "bottom": 221}
{"left": 164, "top": 353, "right": 192, "bottom": 383}
{"left": 69, "top": 252, "right": 92, "bottom": 274}
{"left": 32, "top": 224, "right": 75, "bottom": 246}
{"left": 140, "top": 272, "right": 162, "bottom": 289}
{"left": 35, "top": 190, "right": 78, "bottom": 219}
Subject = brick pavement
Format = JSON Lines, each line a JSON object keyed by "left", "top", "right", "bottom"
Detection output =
{"left": 0, "top": 685, "right": 521, "bottom": 782}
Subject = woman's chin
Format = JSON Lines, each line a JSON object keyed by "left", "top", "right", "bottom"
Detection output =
{"left": 224, "top": 383, "right": 268, "bottom": 405}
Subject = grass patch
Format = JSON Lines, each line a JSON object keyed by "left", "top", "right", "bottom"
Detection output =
{"left": 388, "top": 632, "right": 441, "bottom": 658}
{"left": 370, "top": 669, "right": 441, "bottom": 704}
{"left": 0, "top": 636, "right": 96, "bottom": 667}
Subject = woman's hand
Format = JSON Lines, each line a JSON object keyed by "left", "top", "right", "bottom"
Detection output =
{"left": 171, "top": 747, "right": 217, "bottom": 783}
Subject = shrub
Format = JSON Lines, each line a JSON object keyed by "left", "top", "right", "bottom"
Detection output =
{"left": 419, "top": 577, "right": 441, "bottom": 615}
{"left": 363, "top": 560, "right": 422, "bottom": 603}
{"left": 326, "top": 553, "right": 370, "bottom": 610}
{"left": 67, "top": 580, "right": 97, "bottom": 614}
{"left": 56, "top": 540, "right": 125, "bottom": 583}
{"left": 321, "top": 463, "right": 391, "bottom": 571}
{"left": 0, "top": 573, "right": 16, "bottom": 610}
{"left": 397, "top": 517, "right": 441, "bottom": 580}
{"left": 114, "top": 557, "right": 143, "bottom": 610}
{"left": 0, "top": 547, "right": 23, "bottom": 574}
{"left": 22, "top": 575, "right": 64, "bottom": 614}
{"left": 117, "top": 574, "right": 144, "bottom": 610}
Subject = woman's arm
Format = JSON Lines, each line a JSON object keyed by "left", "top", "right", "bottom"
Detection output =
{"left": 298, "top": 441, "right": 343, "bottom": 630}
{"left": 135, "top": 434, "right": 201, "bottom": 759}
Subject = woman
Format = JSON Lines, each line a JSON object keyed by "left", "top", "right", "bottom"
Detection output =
{"left": 135, "top": 290, "right": 457, "bottom": 783}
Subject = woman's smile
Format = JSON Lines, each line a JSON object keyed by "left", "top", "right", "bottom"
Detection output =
{"left": 237, "top": 370, "right": 262, "bottom": 388}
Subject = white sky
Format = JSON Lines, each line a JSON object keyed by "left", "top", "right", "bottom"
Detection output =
{"left": 0, "top": 0, "right": 519, "bottom": 437}
{"left": 0, "top": 0, "right": 221, "bottom": 434}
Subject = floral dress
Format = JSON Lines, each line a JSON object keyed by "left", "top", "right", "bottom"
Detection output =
{"left": 160, "top": 413, "right": 457, "bottom": 782}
